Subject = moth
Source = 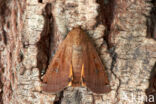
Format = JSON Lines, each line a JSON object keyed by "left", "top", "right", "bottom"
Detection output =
{"left": 42, "top": 27, "right": 111, "bottom": 94}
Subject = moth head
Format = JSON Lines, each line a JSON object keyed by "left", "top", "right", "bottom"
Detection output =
{"left": 70, "top": 27, "right": 84, "bottom": 45}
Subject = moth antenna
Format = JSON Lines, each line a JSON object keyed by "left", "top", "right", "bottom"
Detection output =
{"left": 68, "top": 64, "right": 73, "bottom": 86}
{"left": 81, "top": 64, "right": 86, "bottom": 86}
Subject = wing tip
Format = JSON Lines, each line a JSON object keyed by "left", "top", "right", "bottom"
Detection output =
{"left": 88, "top": 85, "right": 111, "bottom": 94}
{"left": 41, "top": 83, "right": 64, "bottom": 93}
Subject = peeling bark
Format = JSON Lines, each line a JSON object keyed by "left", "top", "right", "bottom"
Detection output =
{"left": 0, "top": 0, "right": 155, "bottom": 104}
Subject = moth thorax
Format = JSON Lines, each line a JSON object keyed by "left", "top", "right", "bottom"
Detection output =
{"left": 71, "top": 45, "right": 83, "bottom": 86}
{"left": 72, "top": 45, "right": 82, "bottom": 51}
{"left": 72, "top": 49, "right": 82, "bottom": 71}
{"left": 73, "top": 34, "right": 82, "bottom": 45}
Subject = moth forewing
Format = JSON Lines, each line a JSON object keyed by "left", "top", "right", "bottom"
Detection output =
{"left": 42, "top": 27, "right": 111, "bottom": 94}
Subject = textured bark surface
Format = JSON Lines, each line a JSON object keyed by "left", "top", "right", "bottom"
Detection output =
{"left": 0, "top": 0, "right": 155, "bottom": 104}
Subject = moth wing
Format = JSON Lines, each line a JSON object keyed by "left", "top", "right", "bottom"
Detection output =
{"left": 42, "top": 42, "right": 72, "bottom": 93}
{"left": 83, "top": 42, "right": 111, "bottom": 94}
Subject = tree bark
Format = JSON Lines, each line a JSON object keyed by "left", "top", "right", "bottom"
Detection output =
{"left": 0, "top": 0, "right": 156, "bottom": 104}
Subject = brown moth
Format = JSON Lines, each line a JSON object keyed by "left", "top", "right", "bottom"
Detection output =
{"left": 42, "top": 27, "right": 111, "bottom": 94}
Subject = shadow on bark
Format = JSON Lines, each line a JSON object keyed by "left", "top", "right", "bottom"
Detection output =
{"left": 54, "top": 91, "right": 63, "bottom": 104}
{"left": 145, "top": 63, "right": 156, "bottom": 104}
{"left": 97, "top": 0, "right": 115, "bottom": 48}
{"left": 0, "top": 65, "right": 3, "bottom": 104}
{"left": 37, "top": 3, "right": 53, "bottom": 76}
{"left": 0, "top": 0, "right": 10, "bottom": 104}
{"left": 146, "top": 0, "right": 156, "bottom": 40}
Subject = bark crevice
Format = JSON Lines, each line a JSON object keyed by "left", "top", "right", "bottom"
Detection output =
{"left": 37, "top": 3, "right": 53, "bottom": 76}
{"left": 145, "top": 63, "right": 156, "bottom": 104}
{"left": 146, "top": 0, "right": 156, "bottom": 40}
